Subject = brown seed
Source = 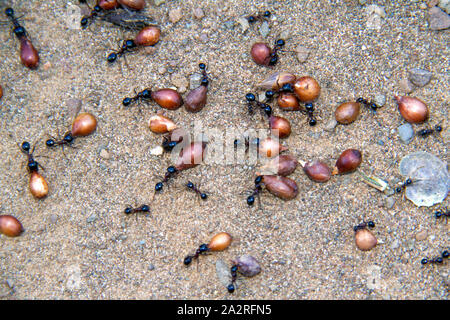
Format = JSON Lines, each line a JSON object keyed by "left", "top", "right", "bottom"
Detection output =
{"left": 303, "top": 160, "right": 331, "bottom": 182}
{"left": 333, "top": 149, "right": 362, "bottom": 175}
{"left": 98, "top": 0, "right": 119, "bottom": 10}
{"left": 258, "top": 137, "right": 288, "bottom": 158}
{"left": 148, "top": 114, "right": 176, "bottom": 133}
{"left": 0, "top": 215, "right": 24, "bottom": 237}
{"left": 29, "top": 171, "right": 49, "bottom": 199}
{"left": 19, "top": 37, "right": 39, "bottom": 69}
{"left": 355, "top": 229, "right": 377, "bottom": 251}
{"left": 151, "top": 89, "right": 183, "bottom": 110}
{"left": 258, "top": 72, "right": 297, "bottom": 91}
{"left": 262, "top": 175, "right": 298, "bottom": 200}
{"left": 118, "top": 0, "right": 146, "bottom": 10}
{"left": 208, "top": 232, "right": 232, "bottom": 251}
{"left": 269, "top": 115, "right": 291, "bottom": 138}
{"left": 277, "top": 93, "right": 301, "bottom": 111}
{"left": 259, "top": 154, "right": 298, "bottom": 176}
{"left": 71, "top": 112, "right": 97, "bottom": 137}
{"left": 250, "top": 42, "right": 271, "bottom": 66}
{"left": 175, "top": 142, "right": 207, "bottom": 171}
{"left": 134, "top": 26, "right": 160, "bottom": 46}
{"left": 184, "top": 85, "right": 208, "bottom": 112}
{"left": 335, "top": 102, "right": 360, "bottom": 124}
{"left": 293, "top": 76, "right": 320, "bottom": 103}
{"left": 0, "top": 85, "right": 3, "bottom": 100}
{"left": 395, "top": 95, "right": 429, "bottom": 124}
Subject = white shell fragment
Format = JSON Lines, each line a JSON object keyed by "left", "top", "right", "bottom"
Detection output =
{"left": 399, "top": 152, "right": 449, "bottom": 207}
{"left": 215, "top": 259, "right": 235, "bottom": 289}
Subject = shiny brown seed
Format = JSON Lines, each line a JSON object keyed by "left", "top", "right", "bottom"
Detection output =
{"left": 184, "top": 85, "right": 208, "bottom": 112}
{"left": 395, "top": 96, "right": 429, "bottom": 124}
{"left": 118, "top": 0, "right": 146, "bottom": 10}
{"left": 0, "top": 215, "right": 24, "bottom": 237}
{"left": 148, "top": 114, "right": 176, "bottom": 133}
{"left": 303, "top": 160, "right": 331, "bottom": 182}
{"left": 355, "top": 229, "right": 377, "bottom": 251}
{"left": 151, "top": 89, "right": 183, "bottom": 110}
{"left": 134, "top": 26, "right": 160, "bottom": 46}
{"left": 258, "top": 72, "right": 297, "bottom": 91}
{"left": 20, "top": 38, "right": 39, "bottom": 69}
{"left": 269, "top": 115, "right": 291, "bottom": 138}
{"left": 0, "top": 85, "right": 3, "bottom": 100}
{"left": 29, "top": 171, "right": 49, "bottom": 199}
{"left": 277, "top": 93, "right": 301, "bottom": 111}
{"left": 71, "top": 112, "right": 97, "bottom": 137}
{"left": 262, "top": 175, "right": 298, "bottom": 200}
{"left": 259, "top": 154, "right": 298, "bottom": 176}
{"left": 208, "top": 232, "right": 232, "bottom": 251}
{"left": 333, "top": 149, "right": 362, "bottom": 175}
{"left": 293, "top": 76, "right": 320, "bottom": 103}
{"left": 258, "top": 138, "right": 288, "bottom": 158}
{"left": 335, "top": 102, "right": 360, "bottom": 124}
{"left": 250, "top": 42, "right": 271, "bottom": 66}
{"left": 98, "top": 0, "right": 119, "bottom": 10}
{"left": 175, "top": 142, "right": 207, "bottom": 171}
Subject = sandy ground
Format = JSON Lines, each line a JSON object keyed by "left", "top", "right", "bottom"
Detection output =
{"left": 0, "top": 0, "right": 448, "bottom": 299}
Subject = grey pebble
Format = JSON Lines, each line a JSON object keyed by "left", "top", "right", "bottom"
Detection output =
{"left": 439, "top": 0, "right": 450, "bottom": 14}
{"left": 6, "top": 279, "right": 14, "bottom": 288}
{"left": 237, "top": 17, "right": 250, "bottom": 32}
{"left": 390, "top": 239, "right": 400, "bottom": 249}
{"left": 374, "top": 94, "right": 386, "bottom": 107}
{"left": 398, "top": 78, "right": 415, "bottom": 93}
{"left": 190, "top": 73, "right": 203, "bottom": 89}
{"left": 153, "top": 0, "right": 166, "bottom": 6}
{"left": 259, "top": 21, "right": 270, "bottom": 38}
{"left": 49, "top": 214, "right": 58, "bottom": 224}
{"left": 397, "top": 123, "right": 414, "bottom": 144}
{"left": 324, "top": 119, "right": 338, "bottom": 132}
{"left": 408, "top": 68, "right": 432, "bottom": 87}
{"left": 216, "top": 259, "right": 231, "bottom": 288}
{"left": 223, "top": 20, "right": 235, "bottom": 30}
{"left": 193, "top": 8, "right": 205, "bottom": 20}
{"left": 87, "top": 214, "right": 98, "bottom": 223}
{"left": 384, "top": 196, "right": 396, "bottom": 209}
{"left": 428, "top": 7, "right": 450, "bottom": 30}
{"left": 148, "top": 264, "right": 155, "bottom": 271}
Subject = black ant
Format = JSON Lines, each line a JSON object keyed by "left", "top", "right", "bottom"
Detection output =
{"left": 124, "top": 204, "right": 150, "bottom": 215}
{"left": 122, "top": 88, "right": 151, "bottom": 106}
{"left": 302, "top": 103, "right": 317, "bottom": 126}
{"left": 417, "top": 125, "right": 442, "bottom": 138}
{"left": 264, "top": 83, "right": 295, "bottom": 103}
{"left": 421, "top": 250, "right": 449, "bottom": 265}
{"left": 434, "top": 207, "right": 449, "bottom": 222}
{"left": 183, "top": 243, "right": 209, "bottom": 266}
{"left": 245, "top": 93, "right": 272, "bottom": 117}
{"left": 154, "top": 166, "right": 179, "bottom": 192}
{"left": 162, "top": 135, "right": 181, "bottom": 152}
{"left": 5, "top": 8, "right": 26, "bottom": 37}
{"left": 356, "top": 97, "right": 382, "bottom": 114}
{"left": 19, "top": 141, "right": 43, "bottom": 173}
{"left": 246, "top": 175, "right": 263, "bottom": 206}
{"left": 227, "top": 263, "right": 239, "bottom": 293}
{"left": 45, "top": 131, "right": 75, "bottom": 149}
{"left": 395, "top": 178, "right": 412, "bottom": 193}
{"left": 107, "top": 39, "right": 137, "bottom": 63}
{"left": 198, "top": 63, "right": 209, "bottom": 86}
{"left": 353, "top": 220, "right": 375, "bottom": 232}
{"left": 246, "top": 10, "right": 271, "bottom": 23}
{"left": 268, "top": 39, "right": 286, "bottom": 66}
{"left": 80, "top": 3, "right": 105, "bottom": 29}
{"left": 186, "top": 181, "right": 207, "bottom": 200}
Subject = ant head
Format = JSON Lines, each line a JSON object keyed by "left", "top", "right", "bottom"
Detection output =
{"left": 247, "top": 195, "right": 255, "bottom": 206}
{"left": 141, "top": 205, "right": 150, "bottom": 212}
{"left": 263, "top": 105, "right": 272, "bottom": 117}
{"left": 183, "top": 256, "right": 192, "bottom": 266}
{"left": 367, "top": 221, "right": 375, "bottom": 228}
{"left": 435, "top": 125, "right": 442, "bottom": 132}
{"left": 199, "top": 63, "right": 206, "bottom": 70}
{"left": 63, "top": 133, "right": 74, "bottom": 143}
{"left": 155, "top": 182, "right": 163, "bottom": 192}
{"left": 122, "top": 97, "right": 132, "bottom": 106}
{"left": 275, "top": 39, "right": 285, "bottom": 47}
{"left": 305, "top": 103, "right": 314, "bottom": 111}
{"left": 227, "top": 284, "right": 235, "bottom": 293}
{"left": 255, "top": 176, "right": 263, "bottom": 185}
{"left": 124, "top": 207, "right": 132, "bottom": 215}
{"left": 245, "top": 93, "right": 256, "bottom": 102}
{"left": 186, "top": 181, "right": 194, "bottom": 189}
{"left": 80, "top": 17, "right": 89, "bottom": 29}
{"left": 94, "top": 5, "right": 102, "bottom": 12}
{"left": 280, "top": 83, "right": 293, "bottom": 93}
{"left": 263, "top": 11, "right": 271, "bottom": 18}
{"left": 107, "top": 52, "right": 117, "bottom": 63}
{"left": 21, "top": 141, "right": 31, "bottom": 152}
{"left": 265, "top": 90, "right": 274, "bottom": 99}
{"left": 5, "top": 8, "right": 14, "bottom": 17}
{"left": 167, "top": 166, "right": 177, "bottom": 174}
{"left": 46, "top": 139, "right": 55, "bottom": 147}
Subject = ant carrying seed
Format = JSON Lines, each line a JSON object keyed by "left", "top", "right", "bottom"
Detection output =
{"left": 302, "top": 103, "right": 318, "bottom": 126}
{"left": 245, "top": 93, "right": 272, "bottom": 117}
{"left": 421, "top": 250, "right": 449, "bottom": 265}
{"left": 246, "top": 10, "right": 271, "bottom": 23}
{"left": 186, "top": 181, "right": 207, "bottom": 200}
{"left": 183, "top": 243, "right": 209, "bottom": 266}
{"left": 356, "top": 97, "right": 382, "bottom": 114}
{"left": 417, "top": 125, "right": 442, "bottom": 138}
{"left": 80, "top": 4, "right": 103, "bottom": 29}
{"left": 353, "top": 220, "right": 375, "bottom": 232}
{"left": 20, "top": 141, "right": 43, "bottom": 173}
{"left": 124, "top": 204, "right": 150, "bottom": 215}
{"left": 107, "top": 39, "right": 137, "bottom": 63}
{"left": 20, "top": 141, "right": 49, "bottom": 199}
{"left": 184, "top": 233, "right": 232, "bottom": 266}
{"left": 154, "top": 166, "right": 179, "bottom": 192}
{"left": 4, "top": 8, "right": 39, "bottom": 69}
{"left": 122, "top": 88, "right": 151, "bottom": 106}
{"left": 395, "top": 178, "right": 412, "bottom": 193}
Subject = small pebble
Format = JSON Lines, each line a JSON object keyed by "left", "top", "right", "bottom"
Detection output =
{"left": 398, "top": 78, "right": 415, "bottom": 93}
{"left": 397, "top": 123, "right": 414, "bottom": 144}
{"left": 158, "top": 67, "right": 166, "bottom": 75}
{"left": 259, "top": 21, "right": 270, "bottom": 38}
{"left": 169, "top": 8, "right": 183, "bottom": 23}
{"left": 43, "top": 62, "right": 52, "bottom": 71}
{"left": 193, "top": 8, "right": 205, "bottom": 20}
{"left": 384, "top": 196, "right": 396, "bottom": 209}
{"left": 171, "top": 74, "right": 188, "bottom": 90}
{"left": 100, "top": 149, "right": 111, "bottom": 160}
{"left": 390, "top": 239, "right": 400, "bottom": 249}
{"left": 408, "top": 68, "right": 433, "bottom": 87}
{"left": 190, "top": 73, "right": 203, "bottom": 89}
{"left": 295, "top": 45, "right": 310, "bottom": 63}
{"left": 439, "top": 0, "right": 450, "bottom": 14}
{"left": 428, "top": 7, "right": 450, "bottom": 30}
{"left": 223, "top": 20, "right": 234, "bottom": 30}
{"left": 237, "top": 17, "right": 249, "bottom": 32}
{"left": 150, "top": 146, "right": 164, "bottom": 156}
{"left": 49, "top": 214, "right": 58, "bottom": 224}
{"left": 420, "top": 2, "right": 428, "bottom": 10}
{"left": 374, "top": 94, "right": 386, "bottom": 107}
{"left": 153, "top": 0, "right": 166, "bottom": 6}
{"left": 66, "top": 98, "right": 82, "bottom": 119}
{"left": 279, "top": 30, "right": 291, "bottom": 40}
{"left": 324, "top": 119, "right": 338, "bottom": 132}
{"left": 148, "top": 264, "right": 155, "bottom": 271}
{"left": 415, "top": 230, "right": 428, "bottom": 241}
{"left": 87, "top": 214, "right": 98, "bottom": 223}
{"left": 199, "top": 33, "right": 209, "bottom": 43}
